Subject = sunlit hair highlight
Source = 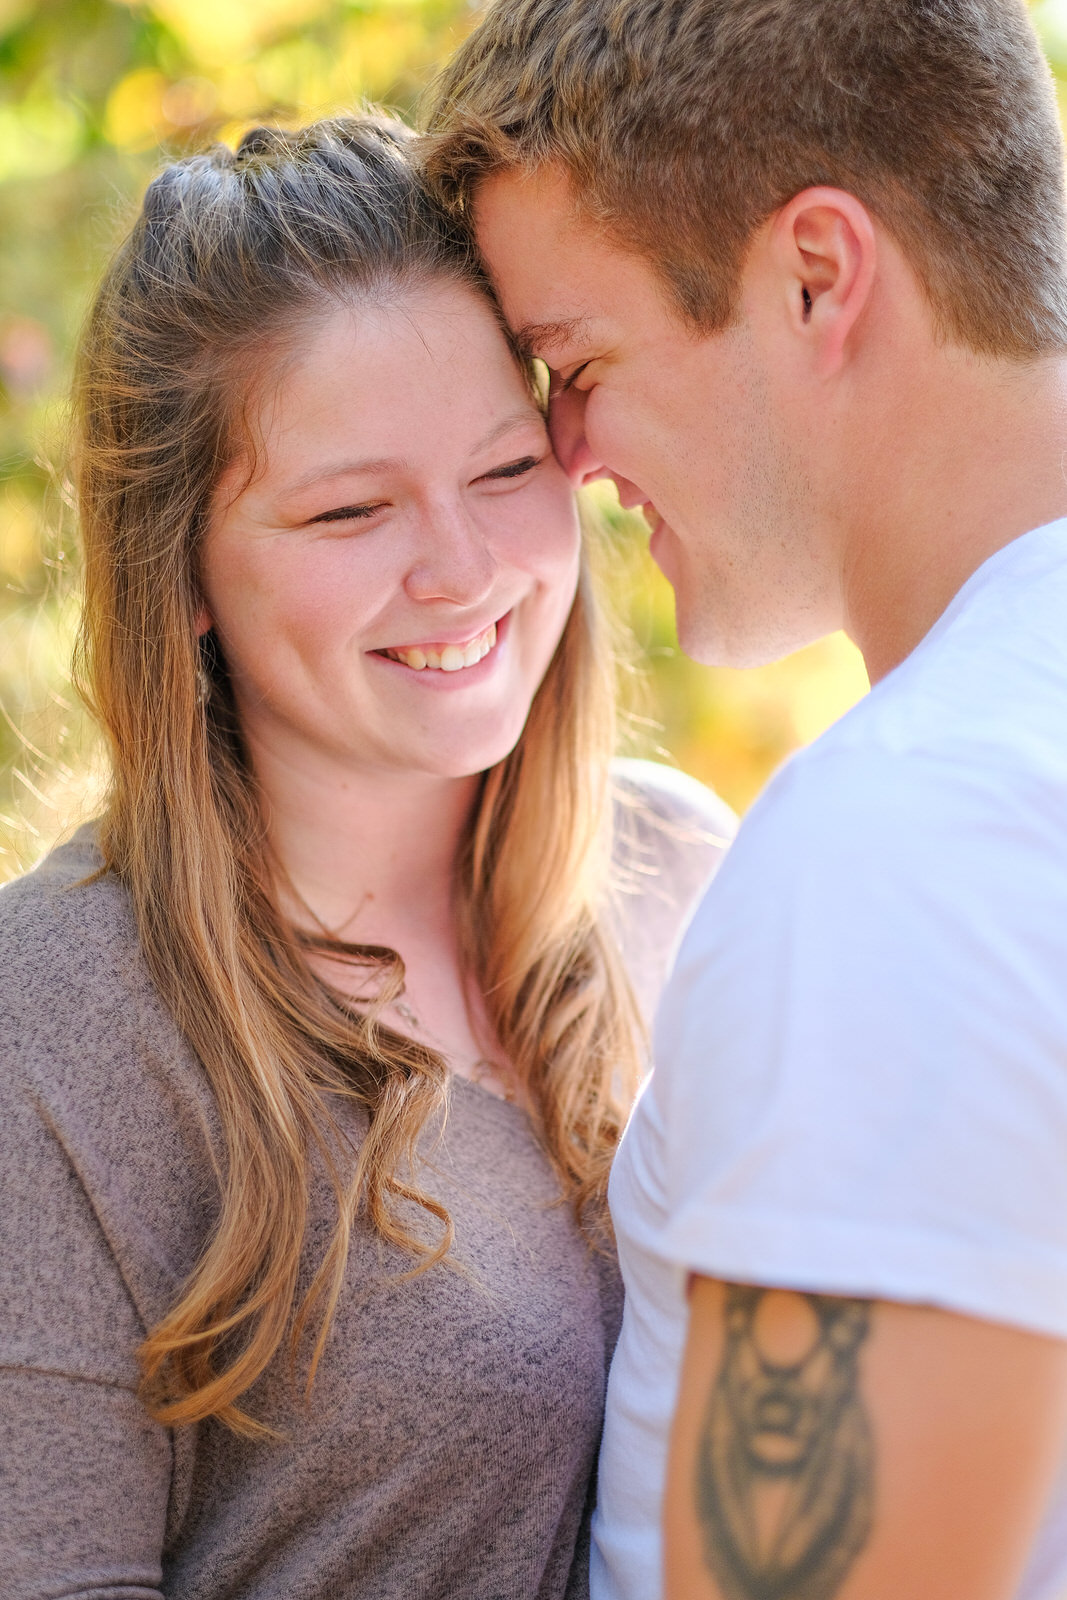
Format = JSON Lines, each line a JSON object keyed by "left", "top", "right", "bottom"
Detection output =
{"left": 73, "top": 114, "right": 639, "bottom": 1435}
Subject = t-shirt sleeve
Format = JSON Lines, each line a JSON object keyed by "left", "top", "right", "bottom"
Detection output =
{"left": 654, "top": 744, "right": 1067, "bottom": 1340}
{"left": 0, "top": 1056, "right": 171, "bottom": 1594}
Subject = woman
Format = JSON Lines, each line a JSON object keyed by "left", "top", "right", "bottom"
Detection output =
{"left": 0, "top": 117, "right": 731, "bottom": 1598}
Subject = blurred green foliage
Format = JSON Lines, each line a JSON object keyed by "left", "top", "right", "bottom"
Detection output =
{"left": 4, "top": 0, "right": 1060, "bottom": 875}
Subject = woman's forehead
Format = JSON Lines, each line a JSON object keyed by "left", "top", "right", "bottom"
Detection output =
{"left": 211, "top": 286, "right": 546, "bottom": 513}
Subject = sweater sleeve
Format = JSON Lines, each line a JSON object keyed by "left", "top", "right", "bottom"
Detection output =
{"left": 0, "top": 1047, "right": 171, "bottom": 1596}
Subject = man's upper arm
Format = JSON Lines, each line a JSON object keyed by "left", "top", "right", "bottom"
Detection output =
{"left": 653, "top": 749, "right": 1067, "bottom": 1596}
{"left": 665, "top": 1277, "right": 1067, "bottom": 1600}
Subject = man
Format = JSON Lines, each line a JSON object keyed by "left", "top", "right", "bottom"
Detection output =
{"left": 425, "top": 4, "right": 1067, "bottom": 1598}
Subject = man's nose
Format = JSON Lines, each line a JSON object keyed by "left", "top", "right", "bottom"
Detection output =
{"left": 547, "top": 386, "right": 647, "bottom": 512}
{"left": 548, "top": 385, "right": 611, "bottom": 489}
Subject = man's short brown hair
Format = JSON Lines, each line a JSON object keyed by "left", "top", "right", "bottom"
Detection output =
{"left": 423, "top": 0, "right": 1067, "bottom": 357}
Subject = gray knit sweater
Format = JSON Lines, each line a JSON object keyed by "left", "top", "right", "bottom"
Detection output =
{"left": 0, "top": 762, "right": 732, "bottom": 1600}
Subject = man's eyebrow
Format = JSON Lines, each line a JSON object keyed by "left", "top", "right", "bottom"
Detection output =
{"left": 513, "top": 317, "right": 592, "bottom": 360}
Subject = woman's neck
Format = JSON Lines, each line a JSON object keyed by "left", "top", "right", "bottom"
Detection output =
{"left": 248, "top": 732, "right": 481, "bottom": 948}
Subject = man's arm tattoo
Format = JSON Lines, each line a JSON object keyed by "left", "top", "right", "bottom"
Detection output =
{"left": 696, "top": 1285, "right": 874, "bottom": 1600}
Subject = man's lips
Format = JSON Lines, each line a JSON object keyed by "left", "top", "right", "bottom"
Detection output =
{"left": 610, "top": 474, "right": 650, "bottom": 511}
{"left": 373, "top": 617, "right": 501, "bottom": 673}
{"left": 639, "top": 502, "right": 668, "bottom": 552}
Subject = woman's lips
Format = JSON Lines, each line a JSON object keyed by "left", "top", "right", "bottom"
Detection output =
{"left": 375, "top": 618, "right": 499, "bottom": 673}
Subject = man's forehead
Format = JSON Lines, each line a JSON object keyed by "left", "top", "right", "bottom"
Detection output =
{"left": 475, "top": 166, "right": 605, "bottom": 305}
{"left": 476, "top": 162, "right": 583, "bottom": 239}
{"left": 474, "top": 166, "right": 672, "bottom": 354}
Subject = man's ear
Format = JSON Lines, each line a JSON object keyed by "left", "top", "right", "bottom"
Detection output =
{"left": 769, "top": 187, "right": 877, "bottom": 375}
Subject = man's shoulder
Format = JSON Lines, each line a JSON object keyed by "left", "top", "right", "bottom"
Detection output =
{"left": 711, "top": 725, "right": 1067, "bottom": 910}
{"left": 739, "top": 531, "right": 1067, "bottom": 873}
{"left": 672, "top": 621, "right": 1067, "bottom": 994}
{"left": 667, "top": 524, "right": 1067, "bottom": 991}
{"left": 820, "top": 518, "right": 1067, "bottom": 776}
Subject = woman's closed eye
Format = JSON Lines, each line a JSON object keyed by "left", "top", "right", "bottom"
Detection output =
{"left": 307, "top": 501, "right": 386, "bottom": 526}
{"left": 478, "top": 454, "right": 545, "bottom": 485}
{"left": 302, "top": 456, "right": 545, "bottom": 524}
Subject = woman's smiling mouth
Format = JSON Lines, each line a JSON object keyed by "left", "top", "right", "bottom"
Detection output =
{"left": 377, "top": 619, "right": 499, "bottom": 672}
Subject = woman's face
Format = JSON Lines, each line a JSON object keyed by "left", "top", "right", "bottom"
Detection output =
{"left": 200, "top": 280, "right": 581, "bottom": 785}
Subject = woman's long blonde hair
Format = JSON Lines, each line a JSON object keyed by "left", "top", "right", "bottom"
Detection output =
{"left": 73, "top": 115, "right": 641, "bottom": 1435}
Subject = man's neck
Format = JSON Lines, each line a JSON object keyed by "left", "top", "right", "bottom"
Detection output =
{"left": 842, "top": 350, "right": 1067, "bottom": 683}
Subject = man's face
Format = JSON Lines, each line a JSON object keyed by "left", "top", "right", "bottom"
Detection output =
{"left": 475, "top": 165, "right": 842, "bottom": 666}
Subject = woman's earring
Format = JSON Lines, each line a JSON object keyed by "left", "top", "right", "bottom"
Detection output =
{"left": 197, "top": 629, "right": 216, "bottom": 707}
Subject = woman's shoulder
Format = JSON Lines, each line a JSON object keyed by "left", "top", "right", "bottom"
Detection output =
{"left": 608, "top": 758, "right": 737, "bottom": 1026}
{"left": 611, "top": 756, "right": 736, "bottom": 841}
{"left": 0, "top": 821, "right": 212, "bottom": 1140}
{"left": 0, "top": 824, "right": 220, "bottom": 1318}
{"left": 1, "top": 820, "right": 130, "bottom": 924}
{"left": 0, "top": 832, "right": 220, "bottom": 1356}
{"left": 0, "top": 824, "right": 142, "bottom": 1027}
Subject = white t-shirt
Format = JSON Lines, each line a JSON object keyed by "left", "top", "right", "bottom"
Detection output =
{"left": 593, "top": 517, "right": 1067, "bottom": 1600}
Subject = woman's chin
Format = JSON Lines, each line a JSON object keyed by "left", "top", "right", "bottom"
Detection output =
{"left": 421, "top": 738, "right": 524, "bottom": 782}
{"left": 394, "top": 719, "right": 529, "bottom": 782}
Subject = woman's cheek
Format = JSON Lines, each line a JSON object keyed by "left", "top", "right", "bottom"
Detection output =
{"left": 523, "top": 487, "right": 582, "bottom": 583}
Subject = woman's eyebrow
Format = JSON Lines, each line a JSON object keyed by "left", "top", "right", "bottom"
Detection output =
{"left": 270, "top": 413, "right": 545, "bottom": 502}
{"left": 282, "top": 456, "right": 406, "bottom": 495}
{"left": 473, "top": 409, "right": 547, "bottom": 454}
{"left": 513, "top": 317, "right": 592, "bottom": 362}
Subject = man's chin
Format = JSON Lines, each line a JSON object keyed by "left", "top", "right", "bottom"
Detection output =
{"left": 674, "top": 606, "right": 734, "bottom": 666}
{"left": 676, "top": 627, "right": 751, "bottom": 668}
{"left": 674, "top": 603, "right": 801, "bottom": 669}
{"left": 680, "top": 611, "right": 841, "bottom": 669}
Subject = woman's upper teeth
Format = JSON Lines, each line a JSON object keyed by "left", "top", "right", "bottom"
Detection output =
{"left": 386, "top": 620, "right": 497, "bottom": 672}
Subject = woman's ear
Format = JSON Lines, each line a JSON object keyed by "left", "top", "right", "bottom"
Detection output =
{"left": 769, "top": 186, "right": 878, "bottom": 376}
{"left": 195, "top": 603, "right": 213, "bottom": 637}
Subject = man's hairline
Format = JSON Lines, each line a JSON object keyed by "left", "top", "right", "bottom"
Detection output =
{"left": 467, "top": 151, "right": 965, "bottom": 352}
{"left": 468, "top": 154, "right": 724, "bottom": 343}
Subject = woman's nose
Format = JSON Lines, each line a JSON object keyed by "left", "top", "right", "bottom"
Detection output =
{"left": 403, "top": 503, "right": 498, "bottom": 605}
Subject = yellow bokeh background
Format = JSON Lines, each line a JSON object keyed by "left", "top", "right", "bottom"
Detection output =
{"left": 3, "top": 0, "right": 1063, "bottom": 876}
